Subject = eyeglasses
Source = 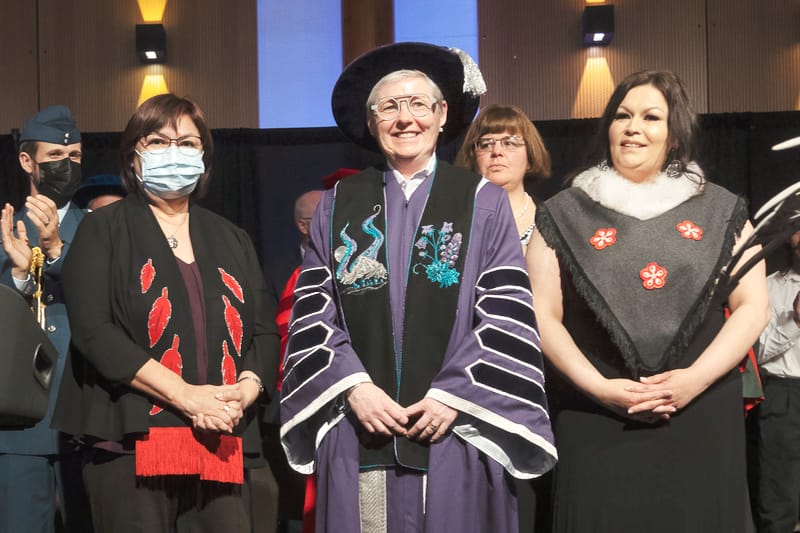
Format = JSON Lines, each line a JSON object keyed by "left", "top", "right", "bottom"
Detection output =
{"left": 370, "top": 94, "right": 437, "bottom": 121}
{"left": 474, "top": 136, "right": 526, "bottom": 153}
{"left": 140, "top": 133, "right": 203, "bottom": 155}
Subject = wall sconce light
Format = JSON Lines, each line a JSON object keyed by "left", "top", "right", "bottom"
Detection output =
{"left": 582, "top": 5, "right": 614, "bottom": 47}
{"left": 136, "top": 24, "right": 167, "bottom": 64}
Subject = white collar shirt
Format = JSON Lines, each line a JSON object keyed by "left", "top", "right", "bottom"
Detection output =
{"left": 758, "top": 269, "right": 800, "bottom": 378}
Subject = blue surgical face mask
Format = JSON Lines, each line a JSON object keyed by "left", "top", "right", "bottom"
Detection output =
{"left": 136, "top": 146, "right": 205, "bottom": 199}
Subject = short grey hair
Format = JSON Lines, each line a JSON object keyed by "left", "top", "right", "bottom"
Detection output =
{"left": 365, "top": 70, "right": 444, "bottom": 112}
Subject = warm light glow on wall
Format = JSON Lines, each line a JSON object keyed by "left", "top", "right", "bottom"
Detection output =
{"left": 585, "top": 0, "right": 606, "bottom": 4}
{"left": 137, "top": 0, "right": 167, "bottom": 22}
{"left": 138, "top": 73, "right": 169, "bottom": 107}
{"left": 572, "top": 56, "right": 615, "bottom": 118}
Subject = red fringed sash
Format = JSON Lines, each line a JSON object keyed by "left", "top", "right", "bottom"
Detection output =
{"left": 135, "top": 427, "right": 244, "bottom": 484}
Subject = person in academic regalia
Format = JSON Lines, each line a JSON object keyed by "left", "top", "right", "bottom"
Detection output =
{"left": 280, "top": 42, "right": 557, "bottom": 533}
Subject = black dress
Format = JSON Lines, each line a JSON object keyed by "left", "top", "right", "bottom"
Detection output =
{"left": 549, "top": 276, "right": 747, "bottom": 533}
{"left": 535, "top": 180, "right": 750, "bottom": 533}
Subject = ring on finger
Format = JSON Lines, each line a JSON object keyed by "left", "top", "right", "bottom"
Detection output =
{"left": 223, "top": 405, "right": 230, "bottom": 412}
{"left": 429, "top": 423, "right": 439, "bottom": 431}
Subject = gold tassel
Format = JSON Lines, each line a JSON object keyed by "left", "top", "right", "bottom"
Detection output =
{"left": 29, "top": 246, "right": 46, "bottom": 329}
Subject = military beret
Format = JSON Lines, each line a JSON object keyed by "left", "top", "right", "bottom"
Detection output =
{"left": 19, "top": 105, "right": 81, "bottom": 145}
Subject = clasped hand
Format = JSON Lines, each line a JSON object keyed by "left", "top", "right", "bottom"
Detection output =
{"left": 346, "top": 383, "right": 457, "bottom": 444}
{"left": 602, "top": 367, "right": 706, "bottom": 423}
{"left": 182, "top": 383, "right": 246, "bottom": 434}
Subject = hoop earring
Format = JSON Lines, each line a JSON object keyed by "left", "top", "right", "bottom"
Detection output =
{"left": 597, "top": 160, "right": 610, "bottom": 172}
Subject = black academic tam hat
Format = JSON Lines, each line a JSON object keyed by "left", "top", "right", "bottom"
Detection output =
{"left": 331, "top": 42, "right": 486, "bottom": 152}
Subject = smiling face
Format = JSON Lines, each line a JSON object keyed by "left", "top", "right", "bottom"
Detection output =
{"left": 608, "top": 84, "right": 671, "bottom": 183}
{"left": 474, "top": 130, "right": 530, "bottom": 193}
{"left": 367, "top": 74, "right": 448, "bottom": 176}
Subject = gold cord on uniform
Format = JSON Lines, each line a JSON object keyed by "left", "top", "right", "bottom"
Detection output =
{"left": 29, "top": 246, "right": 46, "bottom": 328}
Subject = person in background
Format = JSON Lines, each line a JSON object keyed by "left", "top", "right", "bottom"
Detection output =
{"left": 265, "top": 189, "right": 326, "bottom": 308}
{"left": 529, "top": 70, "right": 769, "bottom": 532}
{"left": 280, "top": 42, "right": 556, "bottom": 532}
{"left": 456, "top": 104, "right": 550, "bottom": 254}
{"left": 0, "top": 105, "right": 92, "bottom": 533}
{"left": 72, "top": 173, "right": 126, "bottom": 212}
{"left": 756, "top": 229, "right": 800, "bottom": 533}
{"left": 263, "top": 187, "right": 325, "bottom": 533}
{"left": 52, "top": 94, "right": 279, "bottom": 533}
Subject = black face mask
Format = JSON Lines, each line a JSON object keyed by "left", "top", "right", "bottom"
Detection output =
{"left": 35, "top": 158, "right": 82, "bottom": 208}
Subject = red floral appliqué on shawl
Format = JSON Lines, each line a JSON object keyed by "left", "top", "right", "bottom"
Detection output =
{"left": 676, "top": 220, "right": 703, "bottom": 241}
{"left": 147, "top": 287, "right": 172, "bottom": 348}
{"left": 218, "top": 268, "right": 244, "bottom": 303}
{"left": 640, "top": 262, "right": 668, "bottom": 290}
{"left": 150, "top": 334, "right": 183, "bottom": 415}
{"left": 590, "top": 228, "right": 617, "bottom": 250}
{"left": 222, "top": 295, "right": 243, "bottom": 356}
{"left": 140, "top": 258, "right": 155, "bottom": 294}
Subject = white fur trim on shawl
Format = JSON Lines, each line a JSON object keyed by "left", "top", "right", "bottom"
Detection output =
{"left": 572, "top": 162, "right": 705, "bottom": 220}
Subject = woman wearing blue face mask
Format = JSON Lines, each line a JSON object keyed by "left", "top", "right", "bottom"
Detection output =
{"left": 52, "top": 94, "right": 279, "bottom": 532}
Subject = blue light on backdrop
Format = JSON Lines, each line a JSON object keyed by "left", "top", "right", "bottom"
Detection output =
{"left": 394, "top": 0, "right": 478, "bottom": 65}
{"left": 257, "top": 0, "right": 478, "bottom": 128}
{"left": 257, "top": 1, "right": 343, "bottom": 128}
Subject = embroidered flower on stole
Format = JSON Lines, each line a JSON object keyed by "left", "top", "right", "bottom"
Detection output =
{"left": 412, "top": 222, "right": 462, "bottom": 288}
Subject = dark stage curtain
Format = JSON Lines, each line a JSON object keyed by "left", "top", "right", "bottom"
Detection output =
{"left": 1, "top": 111, "right": 798, "bottom": 271}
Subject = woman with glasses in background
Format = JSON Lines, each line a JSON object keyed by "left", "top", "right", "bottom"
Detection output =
{"left": 456, "top": 105, "right": 551, "bottom": 255}
{"left": 52, "top": 94, "right": 278, "bottom": 532}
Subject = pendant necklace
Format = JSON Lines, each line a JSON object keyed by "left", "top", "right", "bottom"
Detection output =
{"left": 514, "top": 193, "right": 531, "bottom": 220}
{"left": 154, "top": 211, "right": 189, "bottom": 249}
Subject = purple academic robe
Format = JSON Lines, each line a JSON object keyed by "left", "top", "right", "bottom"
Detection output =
{"left": 280, "top": 164, "right": 557, "bottom": 532}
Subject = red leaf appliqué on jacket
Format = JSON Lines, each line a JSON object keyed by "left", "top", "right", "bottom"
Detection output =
{"left": 222, "top": 295, "right": 243, "bottom": 356}
{"left": 150, "top": 334, "right": 183, "bottom": 415}
{"left": 140, "top": 258, "right": 155, "bottom": 294}
{"left": 148, "top": 287, "right": 172, "bottom": 348}
{"left": 221, "top": 340, "right": 237, "bottom": 385}
{"left": 218, "top": 268, "right": 244, "bottom": 303}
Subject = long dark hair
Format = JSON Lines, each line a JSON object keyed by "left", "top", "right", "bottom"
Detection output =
{"left": 119, "top": 94, "right": 214, "bottom": 198}
{"left": 584, "top": 70, "right": 700, "bottom": 180}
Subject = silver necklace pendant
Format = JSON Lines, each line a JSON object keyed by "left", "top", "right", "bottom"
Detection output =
{"left": 167, "top": 236, "right": 179, "bottom": 249}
